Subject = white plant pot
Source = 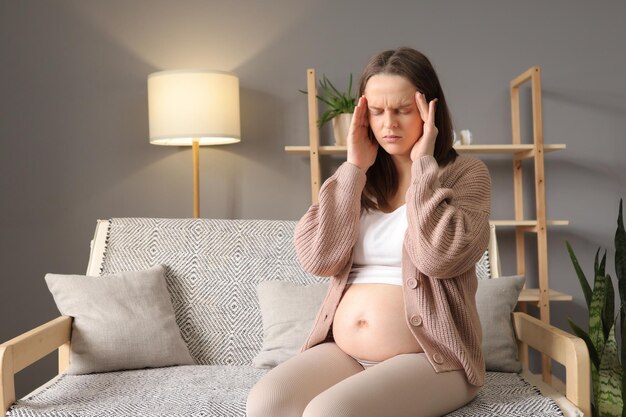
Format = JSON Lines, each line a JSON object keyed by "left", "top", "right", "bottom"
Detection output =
{"left": 331, "top": 113, "right": 352, "bottom": 146}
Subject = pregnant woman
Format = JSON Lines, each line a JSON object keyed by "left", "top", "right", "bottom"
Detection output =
{"left": 247, "top": 46, "right": 491, "bottom": 417}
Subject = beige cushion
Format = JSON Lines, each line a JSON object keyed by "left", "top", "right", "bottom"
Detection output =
{"left": 45, "top": 264, "right": 195, "bottom": 374}
{"left": 476, "top": 274, "right": 526, "bottom": 372}
{"left": 252, "top": 281, "right": 328, "bottom": 368}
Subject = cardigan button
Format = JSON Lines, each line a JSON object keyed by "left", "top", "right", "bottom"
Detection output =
{"left": 432, "top": 353, "right": 444, "bottom": 364}
{"left": 407, "top": 278, "right": 418, "bottom": 289}
{"left": 409, "top": 315, "right": 422, "bottom": 326}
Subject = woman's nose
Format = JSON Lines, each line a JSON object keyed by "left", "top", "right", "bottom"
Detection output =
{"left": 384, "top": 112, "right": 398, "bottom": 128}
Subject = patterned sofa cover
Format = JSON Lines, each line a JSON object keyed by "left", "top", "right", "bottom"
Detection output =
{"left": 5, "top": 218, "right": 582, "bottom": 416}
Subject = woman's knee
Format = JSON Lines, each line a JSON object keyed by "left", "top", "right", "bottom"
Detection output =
{"left": 246, "top": 376, "right": 301, "bottom": 417}
{"left": 302, "top": 389, "right": 360, "bottom": 417}
{"left": 247, "top": 343, "right": 364, "bottom": 417}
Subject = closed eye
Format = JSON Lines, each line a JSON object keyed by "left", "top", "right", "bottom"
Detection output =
{"left": 368, "top": 105, "right": 413, "bottom": 114}
{"left": 369, "top": 108, "right": 412, "bottom": 115}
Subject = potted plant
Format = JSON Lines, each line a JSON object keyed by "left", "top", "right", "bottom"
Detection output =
{"left": 300, "top": 73, "right": 356, "bottom": 146}
{"left": 566, "top": 198, "right": 626, "bottom": 417}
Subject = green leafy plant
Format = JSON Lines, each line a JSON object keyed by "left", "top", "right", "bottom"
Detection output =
{"left": 566, "top": 198, "right": 626, "bottom": 417}
{"left": 299, "top": 73, "right": 356, "bottom": 129}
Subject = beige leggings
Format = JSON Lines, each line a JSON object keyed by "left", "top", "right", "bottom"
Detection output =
{"left": 247, "top": 342, "right": 480, "bottom": 417}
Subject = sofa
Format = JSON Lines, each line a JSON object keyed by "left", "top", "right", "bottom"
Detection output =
{"left": 1, "top": 217, "right": 590, "bottom": 416}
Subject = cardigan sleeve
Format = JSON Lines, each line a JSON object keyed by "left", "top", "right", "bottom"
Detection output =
{"left": 294, "top": 161, "right": 366, "bottom": 277}
{"left": 404, "top": 155, "right": 491, "bottom": 279}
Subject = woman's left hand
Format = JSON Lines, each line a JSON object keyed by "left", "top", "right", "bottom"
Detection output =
{"left": 410, "top": 92, "right": 438, "bottom": 161}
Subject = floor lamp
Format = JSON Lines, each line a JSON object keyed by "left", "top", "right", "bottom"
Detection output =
{"left": 147, "top": 70, "right": 241, "bottom": 218}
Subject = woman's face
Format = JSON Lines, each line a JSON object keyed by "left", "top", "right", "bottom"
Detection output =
{"left": 364, "top": 74, "right": 423, "bottom": 158}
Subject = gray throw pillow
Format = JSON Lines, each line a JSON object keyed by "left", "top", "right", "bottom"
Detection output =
{"left": 253, "top": 281, "right": 329, "bottom": 368}
{"left": 45, "top": 264, "right": 195, "bottom": 375}
{"left": 476, "top": 274, "right": 526, "bottom": 372}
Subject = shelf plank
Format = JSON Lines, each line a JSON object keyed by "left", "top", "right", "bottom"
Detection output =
{"left": 284, "top": 145, "right": 346, "bottom": 155}
{"left": 284, "top": 144, "right": 566, "bottom": 156}
{"left": 455, "top": 144, "right": 566, "bottom": 154}
{"left": 490, "top": 220, "right": 569, "bottom": 227}
{"left": 518, "top": 288, "right": 573, "bottom": 302}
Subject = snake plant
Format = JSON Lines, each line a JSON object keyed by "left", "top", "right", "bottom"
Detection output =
{"left": 567, "top": 198, "right": 626, "bottom": 417}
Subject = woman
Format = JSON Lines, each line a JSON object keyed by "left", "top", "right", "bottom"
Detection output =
{"left": 247, "top": 46, "right": 491, "bottom": 417}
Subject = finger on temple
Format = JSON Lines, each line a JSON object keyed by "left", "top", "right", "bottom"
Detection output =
{"left": 416, "top": 93, "right": 426, "bottom": 113}
{"left": 429, "top": 101, "right": 436, "bottom": 123}
{"left": 351, "top": 99, "right": 364, "bottom": 129}
{"left": 416, "top": 102, "right": 425, "bottom": 120}
{"left": 360, "top": 98, "right": 367, "bottom": 117}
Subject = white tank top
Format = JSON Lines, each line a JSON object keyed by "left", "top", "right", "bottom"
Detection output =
{"left": 347, "top": 204, "right": 407, "bottom": 286}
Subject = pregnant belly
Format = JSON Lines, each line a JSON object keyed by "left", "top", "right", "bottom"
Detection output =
{"left": 332, "top": 283, "right": 424, "bottom": 362}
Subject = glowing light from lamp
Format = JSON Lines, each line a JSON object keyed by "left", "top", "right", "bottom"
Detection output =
{"left": 148, "top": 70, "right": 240, "bottom": 146}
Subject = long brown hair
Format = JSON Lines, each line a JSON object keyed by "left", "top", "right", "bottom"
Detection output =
{"left": 357, "top": 47, "right": 458, "bottom": 212}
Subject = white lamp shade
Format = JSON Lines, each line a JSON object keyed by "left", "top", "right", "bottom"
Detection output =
{"left": 148, "top": 70, "right": 241, "bottom": 146}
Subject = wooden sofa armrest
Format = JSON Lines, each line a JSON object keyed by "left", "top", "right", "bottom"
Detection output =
{"left": 0, "top": 316, "right": 72, "bottom": 413}
{"left": 512, "top": 311, "right": 591, "bottom": 417}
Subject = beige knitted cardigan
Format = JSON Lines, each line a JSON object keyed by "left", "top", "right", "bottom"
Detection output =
{"left": 294, "top": 154, "right": 491, "bottom": 387}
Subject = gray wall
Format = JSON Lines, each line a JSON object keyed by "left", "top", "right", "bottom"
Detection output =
{"left": 1, "top": 0, "right": 625, "bottom": 399}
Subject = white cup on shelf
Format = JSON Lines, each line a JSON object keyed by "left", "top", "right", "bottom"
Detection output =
{"left": 459, "top": 129, "right": 473, "bottom": 146}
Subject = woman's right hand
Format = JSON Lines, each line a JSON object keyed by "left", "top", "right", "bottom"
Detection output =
{"left": 346, "top": 95, "right": 378, "bottom": 171}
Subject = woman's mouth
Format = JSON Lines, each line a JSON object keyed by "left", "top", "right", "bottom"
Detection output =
{"left": 383, "top": 135, "right": 401, "bottom": 143}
